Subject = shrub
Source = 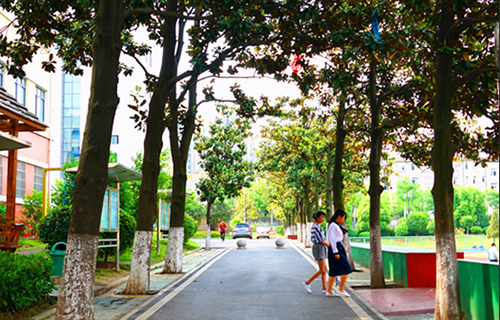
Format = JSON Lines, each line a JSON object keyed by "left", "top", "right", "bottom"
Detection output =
{"left": 0, "top": 252, "right": 55, "bottom": 312}
{"left": 38, "top": 206, "right": 71, "bottom": 249}
{"left": 98, "top": 210, "right": 136, "bottom": 262}
{"left": 277, "top": 226, "right": 284, "bottom": 235}
{"left": 0, "top": 204, "right": 6, "bottom": 233}
{"left": 21, "top": 190, "right": 43, "bottom": 237}
{"left": 395, "top": 222, "right": 409, "bottom": 236}
{"left": 470, "top": 226, "right": 483, "bottom": 234}
{"left": 358, "top": 231, "right": 370, "bottom": 238}
{"left": 381, "top": 225, "right": 394, "bottom": 236}
{"left": 230, "top": 218, "right": 242, "bottom": 229}
{"left": 184, "top": 215, "right": 198, "bottom": 243}
{"left": 406, "top": 212, "right": 430, "bottom": 235}
{"left": 192, "top": 230, "right": 220, "bottom": 239}
{"left": 427, "top": 220, "right": 435, "bottom": 235}
{"left": 348, "top": 229, "right": 358, "bottom": 237}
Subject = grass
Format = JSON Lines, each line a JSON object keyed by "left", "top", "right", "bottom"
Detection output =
{"left": 0, "top": 299, "right": 56, "bottom": 320}
{"left": 17, "top": 237, "right": 47, "bottom": 251}
{"left": 353, "top": 235, "right": 499, "bottom": 250}
{"left": 100, "top": 239, "right": 201, "bottom": 265}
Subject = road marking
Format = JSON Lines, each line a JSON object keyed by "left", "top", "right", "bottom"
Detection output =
{"left": 131, "top": 248, "right": 231, "bottom": 320}
{"left": 288, "top": 240, "right": 373, "bottom": 320}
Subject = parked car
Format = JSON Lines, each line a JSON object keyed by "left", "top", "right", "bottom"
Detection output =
{"left": 256, "top": 227, "right": 270, "bottom": 239}
{"left": 232, "top": 223, "right": 252, "bottom": 239}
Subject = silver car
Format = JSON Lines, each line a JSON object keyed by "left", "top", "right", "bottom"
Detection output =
{"left": 232, "top": 223, "right": 252, "bottom": 239}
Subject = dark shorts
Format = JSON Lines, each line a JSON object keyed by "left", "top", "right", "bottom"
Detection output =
{"left": 328, "top": 242, "right": 352, "bottom": 277}
{"left": 312, "top": 243, "right": 327, "bottom": 261}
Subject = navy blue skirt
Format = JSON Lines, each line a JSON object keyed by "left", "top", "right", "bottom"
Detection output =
{"left": 328, "top": 242, "right": 352, "bottom": 277}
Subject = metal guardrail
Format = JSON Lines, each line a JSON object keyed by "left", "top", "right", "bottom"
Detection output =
{"left": 350, "top": 235, "right": 496, "bottom": 250}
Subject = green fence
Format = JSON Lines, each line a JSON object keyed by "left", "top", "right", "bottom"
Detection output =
{"left": 350, "top": 235, "right": 499, "bottom": 250}
{"left": 458, "top": 260, "right": 499, "bottom": 320}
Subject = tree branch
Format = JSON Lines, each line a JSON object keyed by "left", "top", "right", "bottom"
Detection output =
{"left": 453, "top": 65, "right": 498, "bottom": 93}
{"left": 121, "top": 49, "right": 158, "bottom": 80}
{"left": 446, "top": 15, "right": 498, "bottom": 42}
{"left": 122, "top": 7, "right": 234, "bottom": 21}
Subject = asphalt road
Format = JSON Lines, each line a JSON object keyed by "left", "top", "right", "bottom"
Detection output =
{"left": 128, "top": 239, "right": 372, "bottom": 320}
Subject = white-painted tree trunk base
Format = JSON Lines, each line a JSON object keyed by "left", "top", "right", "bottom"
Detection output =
{"left": 305, "top": 222, "right": 314, "bottom": 248}
{"left": 123, "top": 231, "right": 152, "bottom": 294}
{"left": 55, "top": 233, "right": 98, "bottom": 320}
{"left": 301, "top": 223, "right": 307, "bottom": 244}
{"left": 435, "top": 232, "right": 461, "bottom": 319}
{"left": 163, "top": 227, "right": 184, "bottom": 274}
{"left": 205, "top": 224, "right": 211, "bottom": 250}
{"left": 297, "top": 223, "right": 302, "bottom": 243}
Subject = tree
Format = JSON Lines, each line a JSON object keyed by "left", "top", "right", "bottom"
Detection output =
{"left": 453, "top": 186, "right": 488, "bottom": 228}
{"left": 406, "top": 212, "right": 430, "bottom": 236}
{"left": 459, "top": 215, "right": 477, "bottom": 235}
{"left": 484, "top": 189, "right": 499, "bottom": 212}
{"left": 486, "top": 212, "right": 499, "bottom": 239}
{"left": 395, "top": 221, "right": 409, "bottom": 236}
{"left": 194, "top": 107, "right": 254, "bottom": 249}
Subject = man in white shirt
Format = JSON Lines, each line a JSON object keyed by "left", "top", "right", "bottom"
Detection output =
{"left": 488, "top": 243, "right": 498, "bottom": 262}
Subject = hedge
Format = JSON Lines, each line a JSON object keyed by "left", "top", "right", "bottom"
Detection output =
{"left": 193, "top": 231, "right": 221, "bottom": 239}
{"left": 470, "top": 226, "right": 483, "bottom": 234}
{"left": 184, "top": 215, "right": 198, "bottom": 243}
{"left": 0, "top": 252, "right": 54, "bottom": 312}
{"left": 358, "top": 231, "right": 370, "bottom": 238}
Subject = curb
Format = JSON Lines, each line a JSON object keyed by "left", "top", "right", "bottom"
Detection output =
{"left": 30, "top": 246, "right": 209, "bottom": 320}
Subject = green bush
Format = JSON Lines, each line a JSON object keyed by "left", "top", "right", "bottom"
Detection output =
{"left": 426, "top": 220, "right": 435, "bottom": 235}
{"left": 381, "top": 225, "right": 394, "bottom": 236}
{"left": 395, "top": 222, "right": 409, "bottom": 236}
{"left": 192, "top": 230, "right": 220, "bottom": 239}
{"left": 184, "top": 215, "right": 198, "bottom": 243}
{"left": 277, "top": 226, "right": 284, "bottom": 235}
{"left": 230, "top": 218, "right": 242, "bottom": 229}
{"left": 348, "top": 229, "right": 358, "bottom": 237}
{"left": 470, "top": 226, "right": 483, "bottom": 234}
{"left": 21, "top": 191, "right": 43, "bottom": 237}
{"left": 38, "top": 206, "right": 71, "bottom": 249}
{"left": 0, "top": 252, "right": 55, "bottom": 312}
{"left": 98, "top": 210, "right": 136, "bottom": 261}
{"left": 358, "top": 231, "right": 370, "bottom": 238}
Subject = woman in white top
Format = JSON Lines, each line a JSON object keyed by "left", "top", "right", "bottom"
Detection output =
{"left": 325, "top": 209, "right": 352, "bottom": 297}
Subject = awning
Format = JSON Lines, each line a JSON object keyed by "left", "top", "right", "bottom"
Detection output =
{"left": 0, "top": 131, "right": 31, "bottom": 150}
{"left": 65, "top": 162, "right": 142, "bottom": 182}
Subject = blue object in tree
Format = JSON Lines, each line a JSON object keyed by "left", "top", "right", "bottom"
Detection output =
{"left": 372, "top": 12, "right": 380, "bottom": 38}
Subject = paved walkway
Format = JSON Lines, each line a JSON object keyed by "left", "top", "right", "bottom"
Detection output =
{"left": 32, "top": 238, "right": 436, "bottom": 320}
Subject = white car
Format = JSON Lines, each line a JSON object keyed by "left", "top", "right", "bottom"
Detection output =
{"left": 256, "top": 227, "right": 270, "bottom": 239}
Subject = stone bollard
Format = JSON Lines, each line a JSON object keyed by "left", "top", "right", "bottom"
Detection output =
{"left": 236, "top": 239, "right": 247, "bottom": 249}
{"left": 275, "top": 237, "right": 285, "bottom": 249}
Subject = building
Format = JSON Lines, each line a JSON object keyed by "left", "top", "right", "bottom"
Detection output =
{"left": 0, "top": 10, "right": 51, "bottom": 222}
{"left": 388, "top": 156, "right": 499, "bottom": 191}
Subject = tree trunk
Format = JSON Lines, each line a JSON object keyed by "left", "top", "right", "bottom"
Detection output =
{"left": 325, "top": 151, "right": 333, "bottom": 220}
{"left": 55, "top": 2, "right": 123, "bottom": 319}
{"left": 368, "top": 56, "right": 386, "bottom": 289}
{"left": 205, "top": 199, "right": 214, "bottom": 250}
{"left": 124, "top": 6, "right": 178, "bottom": 293}
{"left": 332, "top": 100, "right": 355, "bottom": 270}
{"left": 433, "top": 2, "right": 461, "bottom": 318}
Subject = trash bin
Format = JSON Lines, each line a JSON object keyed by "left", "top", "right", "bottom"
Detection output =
{"left": 49, "top": 242, "right": 67, "bottom": 276}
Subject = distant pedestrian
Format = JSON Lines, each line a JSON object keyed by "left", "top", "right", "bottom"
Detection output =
{"left": 488, "top": 243, "right": 498, "bottom": 262}
{"left": 219, "top": 220, "right": 227, "bottom": 242}
{"left": 303, "top": 211, "right": 330, "bottom": 294}
{"left": 325, "top": 209, "right": 352, "bottom": 297}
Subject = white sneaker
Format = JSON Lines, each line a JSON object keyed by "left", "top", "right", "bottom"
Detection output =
{"left": 338, "top": 290, "right": 350, "bottom": 297}
{"left": 325, "top": 291, "right": 339, "bottom": 297}
{"left": 302, "top": 282, "right": 311, "bottom": 294}
{"left": 321, "top": 289, "right": 328, "bottom": 294}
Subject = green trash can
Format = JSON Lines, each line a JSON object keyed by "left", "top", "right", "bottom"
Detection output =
{"left": 49, "top": 242, "right": 67, "bottom": 276}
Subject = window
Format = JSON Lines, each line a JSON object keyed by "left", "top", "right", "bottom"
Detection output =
{"left": 411, "top": 165, "right": 415, "bottom": 171}
{"left": 0, "top": 64, "right": 4, "bottom": 87}
{"left": 34, "top": 167, "right": 43, "bottom": 192}
{"left": 35, "top": 87, "right": 46, "bottom": 122}
{"left": 473, "top": 176, "right": 476, "bottom": 184}
{"left": 465, "top": 176, "right": 469, "bottom": 184}
{"left": 15, "top": 77, "right": 26, "bottom": 105}
{"left": 16, "top": 161, "right": 25, "bottom": 198}
{"left": 482, "top": 176, "right": 485, "bottom": 183}
{"left": 401, "top": 166, "right": 405, "bottom": 171}
{"left": 492, "top": 183, "right": 498, "bottom": 190}
{"left": 411, "top": 177, "right": 418, "bottom": 184}
{"left": 491, "top": 170, "right": 497, "bottom": 177}
{"left": 111, "top": 135, "right": 119, "bottom": 145}
{"left": 465, "top": 163, "right": 468, "bottom": 170}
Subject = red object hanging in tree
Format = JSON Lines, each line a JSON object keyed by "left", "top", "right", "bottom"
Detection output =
{"left": 291, "top": 54, "right": 303, "bottom": 75}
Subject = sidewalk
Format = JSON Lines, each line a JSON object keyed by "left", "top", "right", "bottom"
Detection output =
{"left": 31, "top": 247, "right": 227, "bottom": 320}
{"left": 290, "top": 240, "right": 434, "bottom": 320}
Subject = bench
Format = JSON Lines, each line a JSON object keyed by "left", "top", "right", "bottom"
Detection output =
{"left": 0, "top": 223, "right": 24, "bottom": 253}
